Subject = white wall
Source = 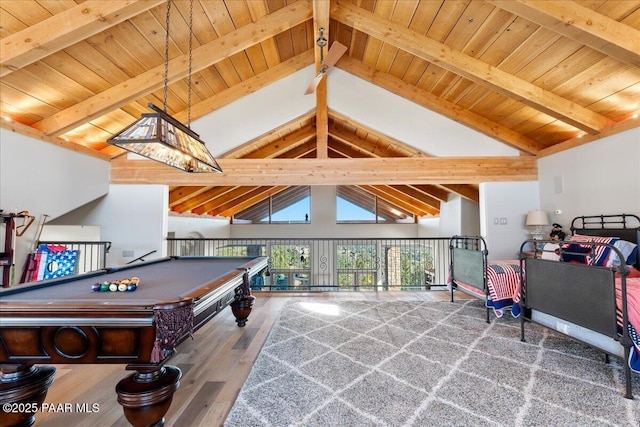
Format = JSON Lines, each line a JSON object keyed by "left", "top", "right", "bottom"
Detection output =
{"left": 329, "top": 69, "right": 519, "bottom": 158}
{"left": 52, "top": 185, "right": 168, "bottom": 267}
{"left": 479, "top": 181, "right": 540, "bottom": 260}
{"left": 191, "top": 69, "right": 315, "bottom": 157}
{"left": 437, "top": 194, "right": 480, "bottom": 237}
{"left": 192, "top": 67, "right": 519, "bottom": 159}
{"left": 539, "top": 127, "right": 640, "bottom": 229}
{"left": 168, "top": 215, "right": 230, "bottom": 238}
{"left": 0, "top": 128, "right": 110, "bottom": 278}
{"left": 418, "top": 217, "right": 440, "bottom": 237}
{"left": 40, "top": 225, "right": 101, "bottom": 241}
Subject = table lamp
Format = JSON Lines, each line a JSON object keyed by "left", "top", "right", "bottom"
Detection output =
{"left": 525, "top": 210, "right": 548, "bottom": 240}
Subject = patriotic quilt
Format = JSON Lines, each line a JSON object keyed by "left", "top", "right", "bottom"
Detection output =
{"left": 452, "top": 261, "right": 522, "bottom": 319}
{"left": 616, "top": 273, "right": 640, "bottom": 373}
{"left": 485, "top": 261, "right": 522, "bottom": 318}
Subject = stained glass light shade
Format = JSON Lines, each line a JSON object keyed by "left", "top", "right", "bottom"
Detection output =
{"left": 108, "top": 103, "right": 222, "bottom": 173}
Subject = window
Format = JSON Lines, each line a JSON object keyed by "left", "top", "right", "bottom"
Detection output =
{"left": 234, "top": 187, "right": 310, "bottom": 224}
{"left": 336, "top": 186, "right": 415, "bottom": 224}
{"left": 336, "top": 186, "right": 375, "bottom": 223}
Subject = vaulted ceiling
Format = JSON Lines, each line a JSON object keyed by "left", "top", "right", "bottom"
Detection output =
{"left": 1, "top": 0, "right": 639, "bottom": 219}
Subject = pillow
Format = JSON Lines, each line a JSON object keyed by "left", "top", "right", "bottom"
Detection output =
{"left": 560, "top": 243, "right": 591, "bottom": 264}
{"left": 626, "top": 246, "right": 638, "bottom": 266}
{"left": 542, "top": 242, "right": 560, "bottom": 261}
{"left": 568, "top": 234, "right": 618, "bottom": 266}
{"left": 604, "top": 239, "right": 638, "bottom": 267}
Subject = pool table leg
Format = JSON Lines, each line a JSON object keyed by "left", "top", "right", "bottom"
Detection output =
{"left": 115, "top": 365, "right": 181, "bottom": 427}
{"left": 230, "top": 295, "right": 255, "bottom": 327}
{"left": 0, "top": 364, "right": 56, "bottom": 427}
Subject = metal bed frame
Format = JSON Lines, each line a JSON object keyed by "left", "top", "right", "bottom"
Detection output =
{"left": 449, "top": 235, "right": 491, "bottom": 323}
{"left": 519, "top": 213, "right": 640, "bottom": 399}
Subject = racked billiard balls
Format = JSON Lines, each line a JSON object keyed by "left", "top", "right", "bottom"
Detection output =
{"left": 109, "top": 283, "right": 118, "bottom": 292}
{"left": 127, "top": 283, "right": 137, "bottom": 292}
{"left": 118, "top": 283, "right": 128, "bottom": 292}
{"left": 100, "top": 282, "right": 110, "bottom": 292}
{"left": 92, "top": 283, "right": 101, "bottom": 292}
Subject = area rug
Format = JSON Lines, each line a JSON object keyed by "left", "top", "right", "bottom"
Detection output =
{"left": 224, "top": 299, "right": 640, "bottom": 427}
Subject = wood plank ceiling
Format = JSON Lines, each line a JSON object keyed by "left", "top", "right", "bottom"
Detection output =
{"left": 1, "top": 0, "right": 639, "bottom": 220}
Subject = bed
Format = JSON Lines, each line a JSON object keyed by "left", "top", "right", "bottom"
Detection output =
{"left": 519, "top": 213, "right": 640, "bottom": 399}
{"left": 449, "top": 236, "right": 522, "bottom": 323}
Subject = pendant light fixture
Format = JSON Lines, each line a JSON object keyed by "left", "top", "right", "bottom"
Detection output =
{"left": 107, "top": 0, "right": 221, "bottom": 173}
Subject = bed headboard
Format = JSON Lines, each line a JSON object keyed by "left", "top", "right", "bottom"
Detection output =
{"left": 570, "top": 214, "right": 640, "bottom": 269}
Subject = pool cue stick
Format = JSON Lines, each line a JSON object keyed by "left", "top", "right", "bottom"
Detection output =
{"left": 9, "top": 215, "right": 17, "bottom": 285}
{"left": 34, "top": 213, "right": 48, "bottom": 247}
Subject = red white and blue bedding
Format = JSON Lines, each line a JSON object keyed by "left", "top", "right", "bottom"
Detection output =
{"left": 616, "top": 273, "right": 640, "bottom": 373}
{"left": 454, "top": 261, "right": 522, "bottom": 318}
{"left": 559, "top": 233, "right": 640, "bottom": 373}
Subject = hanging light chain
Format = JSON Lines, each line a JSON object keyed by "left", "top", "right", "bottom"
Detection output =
{"left": 187, "top": 0, "right": 194, "bottom": 128}
{"left": 162, "top": 0, "right": 171, "bottom": 112}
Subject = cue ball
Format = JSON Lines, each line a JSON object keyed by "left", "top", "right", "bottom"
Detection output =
{"left": 109, "top": 283, "right": 118, "bottom": 292}
{"left": 118, "top": 283, "right": 128, "bottom": 292}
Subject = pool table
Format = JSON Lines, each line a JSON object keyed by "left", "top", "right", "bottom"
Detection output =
{"left": 0, "top": 256, "right": 269, "bottom": 427}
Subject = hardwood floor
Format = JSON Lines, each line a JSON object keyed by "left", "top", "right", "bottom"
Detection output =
{"left": 33, "top": 290, "right": 467, "bottom": 427}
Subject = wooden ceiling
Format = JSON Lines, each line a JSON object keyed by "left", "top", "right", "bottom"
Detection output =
{"left": 2, "top": 0, "right": 639, "bottom": 219}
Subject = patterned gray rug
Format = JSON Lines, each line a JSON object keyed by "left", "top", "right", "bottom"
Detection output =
{"left": 224, "top": 299, "right": 640, "bottom": 427}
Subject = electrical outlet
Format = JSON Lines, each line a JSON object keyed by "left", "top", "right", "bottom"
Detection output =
{"left": 494, "top": 218, "right": 499, "bottom": 225}
{"left": 500, "top": 218, "right": 507, "bottom": 225}
{"left": 555, "top": 209, "right": 562, "bottom": 215}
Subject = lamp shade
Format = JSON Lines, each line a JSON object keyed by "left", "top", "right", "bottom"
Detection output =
{"left": 525, "top": 210, "right": 549, "bottom": 226}
{"left": 108, "top": 103, "right": 222, "bottom": 173}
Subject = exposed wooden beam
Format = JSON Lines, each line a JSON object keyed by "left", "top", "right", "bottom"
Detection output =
{"left": 390, "top": 185, "right": 441, "bottom": 211}
{"left": 280, "top": 143, "right": 318, "bottom": 159}
{"left": 537, "top": 116, "right": 640, "bottom": 157}
{"left": 171, "top": 186, "right": 237, "bottom": 213}
{"left": 332, "top": 1, "right": 610, "bottom": 134}
{"left": 436, "top": 184, "right": 480, "bottom": 204}
{"left": 206, "top": 186, "right": 286, "bottom": 217}
{"left": 240, "top": 126, "right": 316, "bottom": 159}
{"left": 0, "top": 119, "right": 110, "bottom": 161}
{"left": 337, "top": 56, "right": 543, "bottom": 155}
{"left": 409, "top": 185, "right": 451, "bottom": 203}
{"left": 32, "top": 1, "right": 313, "bottom": 137}
{"left": 490, "top": 0, "right": 640, "bottom": 70}
{"left": 110, "top": 156, "right": 537, "bottom": 186}
{"left": 313, "top": 0, "right": 330, "bottom": 159}
{"left": 359, "top": 185, "right": 432, "bottom": 216}
{"left": 0, "top": 0, "right": 165, "bottom": 77}
{"left": 169, "top": 186, "right": 210, "bottom": 206}
{"left": 329, "top": 113, "right": 428, "bottom": 158}
{"left": 222, "top": 111, "right": 316, "bottom": 158}
{"left": 328, "top": 139, "right": 372, "bottom": 159}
